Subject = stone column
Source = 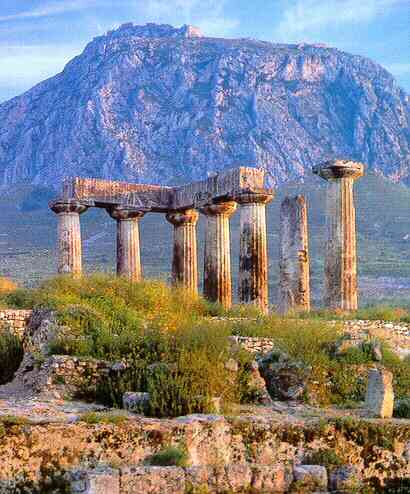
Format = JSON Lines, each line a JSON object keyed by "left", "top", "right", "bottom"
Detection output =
{"left": 108, "top": 207, "right": 144, "bottom": 281}
{"left": 201, "top": 202, "right": 237, "bottom": 308}
{"left": 313, "top": 160, "right": 364, "bottom": 311}
{"left": 236, "top": 193, "right": 273, "bottom": 312}
{"left": 50, "top": 200, "right": 88, "bottom": 277}
{"left": 166, "top": 209, "right": 199, "bottom": 293}
{"left": 278, "top": 195, "right": 310, "bottom": 314}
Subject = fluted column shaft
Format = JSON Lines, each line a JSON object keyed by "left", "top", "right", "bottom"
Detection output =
{"left": 50, "top": 201, "right": 88, "bottom": 277}
{"left": 108, "top": 208, "right": 144, "bottom": 281}
{"left": 313, "top": 160, "right": 364, "bottom": 311}
{"left": 166, "top": 209, "right": 199, "bottom": 293}
{"left": 201, "top": 202, "right": 237, "bottom": 308}
{"left": 237, "top": 193, "right": 273, "bottom": 312}
{"left": 279, "top": 195, "right": 310, "bottom": 314}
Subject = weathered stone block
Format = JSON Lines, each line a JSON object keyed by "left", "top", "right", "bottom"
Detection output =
{"left": 365, "top": 368, "right": 394, "bottom": 418}
{"left": 250, "top": 464, "right": 293, "bottom": 493}
{"left": 293, "top": 465, "right": 328, "bottom": 491}
{"left": 329, "top": 465, "right": 361, "bottom": 492}
{"left": 120, "top": 466, "right": 186, "bottom": 494}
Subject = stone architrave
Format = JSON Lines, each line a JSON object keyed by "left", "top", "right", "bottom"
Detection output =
{"left": 236, "top": 192, "right": 273, "bottom": 312}
{"left": 365, "top": 368, "right": 394, "bottom": 418}
{"left": 201, "top": 202, "right": 237, "bottom": 308}
{"left": 108, "top": 207, "right": 145, "bottom": 281}
{"left": 50, "top": 200, "right": 88, "bottom": 277}
{"left": 166, "top": 209, "right": 199, "bottom": 293}
{"left": 313, "top": 160, "right": 364, "bottom": 311}
{"left": 278, "top": 195, "right": 310, "bottom": 314}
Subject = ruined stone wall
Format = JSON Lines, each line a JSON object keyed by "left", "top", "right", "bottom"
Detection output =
{"left": 0, "top": 310, "right": 32, "bottom": 337}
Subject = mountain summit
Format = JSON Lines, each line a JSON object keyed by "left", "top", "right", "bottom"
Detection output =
{"left": 0, "top": 23, "right": 409, "bottom": 187}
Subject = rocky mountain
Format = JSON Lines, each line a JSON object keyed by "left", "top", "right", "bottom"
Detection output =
{"left": 0, "top": 23, "right": 409, "bottom": 187}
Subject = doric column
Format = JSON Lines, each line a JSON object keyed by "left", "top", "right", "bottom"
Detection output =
{"left": 278, "top": 195, "right": 310, "bottom": 314}
{"left": 50, "top": 200, "right": 88, "bottom": 277}
{"left": 313, "top": 160, "right": 364, "bottom": 311}
{"left": 236, "top": 192, "right": 273, "bottom": 312}
{"left": 201, "top": 202, "right": 237, "bottom": 308}
{"left": 166, "top": 209, "right": 199, "bottom": 293}
{"left": 108, "top": 207, "right": 145, "bottom": 281}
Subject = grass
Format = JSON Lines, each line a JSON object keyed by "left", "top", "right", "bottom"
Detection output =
{"left": 1, "top": 274, "right": 410, "bottom": 413}
{"left": 79, "top": 411, "right": 129, "bottom": 425}
{"left": 146, "top": 446, "right": 188, "bottom": 467}
{"left": 0, "top": 330, "right": 24, "bottom": 384}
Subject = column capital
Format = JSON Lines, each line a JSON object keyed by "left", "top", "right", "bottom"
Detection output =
{"left": 108, "top": 207, "right": 145, "bottom": 221}
{"left": 235, "top": 192, "right": 274, "bottom": 205}
{"left": 50, "top": 200, "right": 88, "bottom": 215}
{"left": 200, "top": 201, "right": 237, "bottom": 218}
{"left": 166, "top": 209, "right": 199, "bottom": 227}
{"left": 312, "top": 160, "right": 364, "bottom": 181}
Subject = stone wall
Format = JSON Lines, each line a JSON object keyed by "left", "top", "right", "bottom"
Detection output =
{"left": 0, "top": 310, "right": 32, "bottom": 337}
{"left": 0, "top": 415, "right": 409, "bottom": 492}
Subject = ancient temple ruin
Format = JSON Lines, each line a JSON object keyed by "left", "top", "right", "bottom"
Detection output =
{"left": 50, "top": 160, "right": 364, "bottom": 312}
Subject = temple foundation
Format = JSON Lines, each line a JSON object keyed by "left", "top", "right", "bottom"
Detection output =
{"left": 201, "top": 202, "right": 237, "bottom": 308}
{"left": 313, "top": 160, "right": 364, "bottom": 311}
{"left": 108, "top": 207, "right": 144, "bottom": 281}
{"left": 50, "top": 200, "right": 88, "bottom": 277}
{"left": 236, "top": 193, "right": 273, "bottom": 312}
{"left": 278, "top": 195, "right": 310, "bottom": 314}
{"left": 166, "top": 209, "right": 199, "bottom": 293}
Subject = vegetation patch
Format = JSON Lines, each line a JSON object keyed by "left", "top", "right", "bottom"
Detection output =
{"left": 0, "top": 331, "right": 24, "bottom": 384}
{"left": 146, "top": 446, "right": 188, "bottom": 467}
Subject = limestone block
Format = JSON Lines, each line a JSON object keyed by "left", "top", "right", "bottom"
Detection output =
{"left": 365, "top": 368, "right": 394, "bottom": 418}
{"left": 329, "top": 465, "right": 362, "bottom": 492}
{"left": 293, "top": 465, "right": 328, "bottom": 491}
{"left": 120, "top": 466, "right": 186, "bottom": 494}
{"left": 250, "top": 464, "right": 293, "bottom": 493}
{"left": 66, "top": 467, "right": 120, "bottom": 494}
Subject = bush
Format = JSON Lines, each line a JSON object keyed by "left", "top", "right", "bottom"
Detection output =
{"left": 147, "top": 446, "right": 188, "bottom": 467}
{"left": 393, "top": 398, "right": 410, "bottom": 418}
{"left": 0, "top": 331, "right": 24, "bottom": 384}
{"left": 0, "top": 277, "right": 17, "bottom": 295}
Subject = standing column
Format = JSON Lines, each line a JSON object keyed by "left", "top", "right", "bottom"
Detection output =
{"left": 313, "top": 160, "right": 364, "bottom": 311}
{"left": 166, "top": 209, "right": 199, "bottom": 293}
{"left": 50, "top": 200, "right": 88, "bottom": 277}
{"left": 108, "top": 207, "right": 145, "bottom": 281}
{"left": 278, "top": 195, "right": 310, "bottom": 314}
{"left": 201, "top": 202, "right": 237, "bottom": 308}
{"left": 236, "top": 193, "right": 273, "bottom": 312}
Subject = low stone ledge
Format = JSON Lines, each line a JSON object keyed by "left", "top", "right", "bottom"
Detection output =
{"left": 0, "top": 309, "right": 33, "bottom": 336}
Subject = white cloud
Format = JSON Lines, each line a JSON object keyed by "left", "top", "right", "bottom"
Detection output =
{"left": 274, "top": 0, "right": 404, "bottom": 42}
{"left": 0, "top": 0, "right": 99, "bottom": 22}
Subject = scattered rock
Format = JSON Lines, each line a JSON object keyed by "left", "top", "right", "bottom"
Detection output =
{"left": 123, "top": 392, "right": 151, "bottom": 414}
{"left": 258, "top": 351, "right": 310, "bottom": 401}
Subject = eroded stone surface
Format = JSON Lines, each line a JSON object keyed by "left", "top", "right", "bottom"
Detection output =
{"left": 365, "top": 368, "right": 394, "bottom": 418}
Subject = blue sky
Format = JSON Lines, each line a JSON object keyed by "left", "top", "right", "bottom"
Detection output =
{"left": 0, "top": 0, "right": 409, "bottom": 102}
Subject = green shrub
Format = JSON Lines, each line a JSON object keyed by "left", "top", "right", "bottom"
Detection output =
{"left": 79, "top": 411, "right": 129, "bottom": 425}
{"left": 304, "top": 448, "right": 343, "bottom": 468}
{"left": 393, "top": 398, "right": 410, "bottom": 418}
{"left": 147, "top": 446, "right": 188, "bottom": 467}
{"left": 0, "top": 330, "right": 24, "bottom": 384}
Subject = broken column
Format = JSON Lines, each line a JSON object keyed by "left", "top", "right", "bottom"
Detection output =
{"left": 365, "top": 368, "right": 394, "bottom": 418}
{"left": 201, "top": 202, "right": 237, "bottom": 308}
{"left": 236, "top": 193, "right": 273, "bottom": 312}
{"left": 278, "top": 195, "right": 310, "bottom": 314}
{"left": 108, "top": 207, "right": 144, "bottom": 281}
{"left": 313, "top": 160, "right": 364, "bottom": 311}
{"left": 50, "top": 200, "right": 88, "bottom": 277}
{"left": 166, "top": 209, "right": 199, "bottom": 293}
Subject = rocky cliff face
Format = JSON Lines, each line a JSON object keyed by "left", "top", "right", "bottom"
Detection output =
{"left": 0, "top": 23, "right": 409, "bottom": 187}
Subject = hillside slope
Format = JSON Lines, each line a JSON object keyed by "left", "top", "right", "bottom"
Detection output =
{"left": 0, "top": 23, "right": 409, "bottom": 187}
